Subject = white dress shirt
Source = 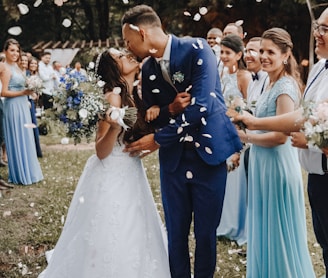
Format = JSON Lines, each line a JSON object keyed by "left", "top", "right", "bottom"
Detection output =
{"left": 38, "top": 61, "right": 56, "bottom": 96}
{"left": 247, "top": 70, "right": 269, "bottom": 111}
{"left": 298, "top": 59, "right": 328, "bottom": 175}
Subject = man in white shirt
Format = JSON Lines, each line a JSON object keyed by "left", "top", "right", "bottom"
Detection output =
{"left": 38, "top": 51, "right": 57, "bottom": 109}
{"left": 290, "top": 9, "right": 328, "bottom": 274}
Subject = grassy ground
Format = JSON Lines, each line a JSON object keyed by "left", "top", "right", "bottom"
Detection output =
{"left": 0, "top": 133, "right": 325, "bottom": 277}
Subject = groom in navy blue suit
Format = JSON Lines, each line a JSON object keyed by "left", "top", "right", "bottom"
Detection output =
{"left": 122, "top": 5, "right": 242, "bottom": 277}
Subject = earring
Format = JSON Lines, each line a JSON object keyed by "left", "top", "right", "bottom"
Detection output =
{"left": 283, "top": 60, "right": 287, "bottom": 65}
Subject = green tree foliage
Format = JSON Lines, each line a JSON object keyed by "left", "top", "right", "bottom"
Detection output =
{"left": 0, "top": 0, "right": 327, "bottom": 64}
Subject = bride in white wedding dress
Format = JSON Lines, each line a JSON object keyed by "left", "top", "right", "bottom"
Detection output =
{"left": 38, "top": 49, "right": 171, "bottom": 278}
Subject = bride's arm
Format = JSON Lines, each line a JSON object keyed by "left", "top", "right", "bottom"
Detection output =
{"left": 95, "top": 92, "right": 122, "bottom": 160}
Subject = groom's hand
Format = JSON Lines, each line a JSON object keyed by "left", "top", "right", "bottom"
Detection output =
{"left": 168, "top": 92, "right": 191, "bottom": 116}
{"left": 124, "top": 133, "right": 159, "bottom": 158}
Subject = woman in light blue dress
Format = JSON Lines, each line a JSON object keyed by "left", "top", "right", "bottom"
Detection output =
{"left": 216, "top": 34, "right": 251, "bottom": 245}
{"left": 1, "top": 39, "right": 43, "bottom": 185}
{"left": 238, "top": 28, "right": 315, "bottom": 277}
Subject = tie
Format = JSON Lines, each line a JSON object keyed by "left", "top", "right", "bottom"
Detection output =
{"left": 160, "top": 59, "right": 172, "bottom": 84}
{"left": 252, "top": 73, "right": 259, "bottom": 81}
{"left": 325, "top": 59, "right": 328, "bottom": 69}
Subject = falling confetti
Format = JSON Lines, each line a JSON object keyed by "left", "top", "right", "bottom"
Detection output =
{"left": 200, "top": 107, "right": 207, "bottom": 112}
{"left": 191, "top": 97, "right": 196, "bottom": 105}
{"left": 8, "top": 26, "right": 22, "bottom": 36}
{"left": 202, "top": 133, "right": 212, "bottom": 138}
{"left": 113, "top": 87, "right": 122, "bottom": 95}
{"left": 205, "top": 147, "right": 213, "bottom": 154}
{"left": 17, "top": 3, "right": 29, "bottom": 15}
{"left": 199, "top": 7, "right": 208, "bottom": 15}
{"left": 34, "top": 0, "right": 42, "bottom": 7}
{"left": 177, "top": 127, "right": 183, "bottom": 134}
{"left": 152, "top": 89, "right": 160, "bottom": 93}
{"left": 235, "top": 20, "right": 244, "bottom": 26}
{"left": 197, "top": 59, "right": 203, "bottom": 65}
{"left": 183, "top": 11, "right": 192, "bottom": 16}
{"left": 193, "top": 13, "right": 201, "bottom": 21}
{"left": 201, "top": 117, "right": 207, "bottom": 125}
{"left": 149, "top": 75, "right": 156, "bottom": 81}
{"left": 62, "top": 18, "right": 72, "bottom": 28}
{"left": 186, "top": 171, "right": 193, "bottom": 179}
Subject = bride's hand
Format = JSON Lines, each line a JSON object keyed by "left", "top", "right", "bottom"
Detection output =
{"left": 226, "top": 108, "right": 257, "bottom": 130}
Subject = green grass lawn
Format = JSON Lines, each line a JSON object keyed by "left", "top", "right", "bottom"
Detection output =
{"left": 0, "top": 133, "right": 325, "bottom": 277}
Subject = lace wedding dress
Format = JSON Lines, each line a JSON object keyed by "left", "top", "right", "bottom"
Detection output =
{"left": 38, "top": 140, "right": 171, "bottom": 278}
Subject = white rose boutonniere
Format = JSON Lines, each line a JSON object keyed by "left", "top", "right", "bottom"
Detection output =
{"left": 172, "top": 71, "right": 184, "bottom": 84}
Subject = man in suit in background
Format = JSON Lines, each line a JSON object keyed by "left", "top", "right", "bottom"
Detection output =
{"left": 122, "top": 5, "right": 242, "bottom": 277}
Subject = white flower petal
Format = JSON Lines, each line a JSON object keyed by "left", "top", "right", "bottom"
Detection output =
{"left": 199, "top": 7, "right": 208, "bottom": 15}
{"left": 201, "top": 117, "right": 207, "bottom": 125}
{"left": 33, "top": 0, "right": 42, "bottom": 8}
{"left": 149, "top": 75, "right": 156, "bottom": 81}
{"left": 210, "top": 92, "right": 217, "bottom": 98}
{"left": 129, "top": 24, "right": 140, "bottom": 31}
{"left": 183, "top": 11, "right": 192, "bottom": 16}
{"left": 152, "top": 88, "right": 160, "bottom": 93}
{"left": 200, "top": 107, "right": 207, "bottom": 112}
{"left": 79, "top": 196, "right": 85, "bottom": 203}
{"left": 197, "top": 39, "right": 204, "bottom": 49}
{"left": 17, "top": 3, "right": 29, "bottom": 15}
{"left": 186, "top": 171, "right": 193, "bottom": 179}
{"left": 61, "top": 137, "right": 69, "bottom": 144}
{"left": 197, "top": 59, "right": 203, "bottom": 65}
{"left": 192, "top": 43, "right": 198, "bottom": 49}
{"left": 191, "top": 97, "right": 196, "bottom": 105}
{"left": 133, "top": 80, "right": 140, "bottom": 87}
{"left": 202, "top": 133, "right": 212, "bottom": 138}
{"left": 62, "top": 18, "right": 71, "bottom": 28}
{"left": 149, "top": 48, "right": 158, "bottom": 54}
{"left": 193, "top": 13, "right": 201, "bottom": 21}
{"left": 182, "top": 113, "right": 186, "bottom": 122}
{"left": 185, "top": 135, "right": 193, "bottom": 142}
{"left": 169, "top": 118, "right": 176, "bottom": 124}
{"left": 8, "top": 26, "right": 22, "bottom": 36}
{"left": 179, "top": 137, "right": 185, "bottom": 142}
{"left": 177, "top": 127, "right": 183, "bottom": 134}
{"left": 195, "top": 142, "right": 200, "bottom": 148}
{"left": 205, "top": 147, "right": 212, "bottom": 154}
{"left": 113, "top": 87, "right": 122, "bottom": 94}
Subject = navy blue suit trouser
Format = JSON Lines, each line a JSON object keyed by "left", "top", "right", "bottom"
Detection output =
{"left": 160, "top": 147, "right": 227, "bottom": 278}
{"left": 308, "top": 173, "right": 328, "bottom": 277}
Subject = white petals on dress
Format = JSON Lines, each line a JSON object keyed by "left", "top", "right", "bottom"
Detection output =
{"left": 186, "top": 171, "right": 193, "bottom": 179}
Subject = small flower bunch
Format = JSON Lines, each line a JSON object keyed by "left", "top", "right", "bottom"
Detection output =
{"left": 225, "top": 95, "right": 252, "bottom": 132}
{"left": 302, "top": 100, "right": 328, "bottom": 149}
{"left": 25, "top": 75, "right": 44, "bottom": 95}
{"left": 50, "top": 62, "right": 137, "bottom": 144}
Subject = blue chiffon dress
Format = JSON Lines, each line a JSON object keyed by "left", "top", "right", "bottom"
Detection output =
{"left": 3, "top": 64, "right": 43, "bottom": 185}
{"left": 216, "top": 72, "right": 247, "bottom": 245}
{"left": 246, "top": 76, "right": 315, "bottom": 277}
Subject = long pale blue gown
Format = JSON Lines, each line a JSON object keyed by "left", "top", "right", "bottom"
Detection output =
{"left": 3, "top": 64, "right": 43, "bottom": 185}
{"left": 216, "top": 72, "right": 247, "bottom": 245}
{"left": 247, "top": 76, "right": 315, "bottom": 277}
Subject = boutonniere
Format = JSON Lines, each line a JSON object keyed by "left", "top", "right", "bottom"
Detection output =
{"left": 172, "top": 71, "right": 184, "bottom": 84}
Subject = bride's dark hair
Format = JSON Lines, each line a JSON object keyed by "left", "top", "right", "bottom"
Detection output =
{"left": 95, "top": 50, "right": 154, "bottom": 143}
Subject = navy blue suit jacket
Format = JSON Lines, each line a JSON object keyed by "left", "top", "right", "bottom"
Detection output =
{"left": 142, "top": 35, "right": 242, "bottom": 172}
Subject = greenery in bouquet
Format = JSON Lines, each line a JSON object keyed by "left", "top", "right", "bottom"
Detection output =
{"left": 302, "top": 100, "right": 328, "bottom": 149}
{"left": 50, "top": 63, "right": 137, "bottom": 144}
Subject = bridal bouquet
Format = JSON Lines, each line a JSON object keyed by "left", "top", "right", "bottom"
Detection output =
{"left": 50, "top": 63, "right": 137, "bottom": 144}
{"left": 302, "top": 100, "right": 328, "bottom": 149}
{"left": 25, "top": 75, "right": 43, "bottom": 95}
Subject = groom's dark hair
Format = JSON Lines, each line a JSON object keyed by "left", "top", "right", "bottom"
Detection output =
{"left": 121, "top": 5, "right": 161, "bottom": 28}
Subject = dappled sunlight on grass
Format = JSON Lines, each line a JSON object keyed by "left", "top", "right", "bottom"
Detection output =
{"left": 0, "top": 133, "right": 325, "bottom": 277}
